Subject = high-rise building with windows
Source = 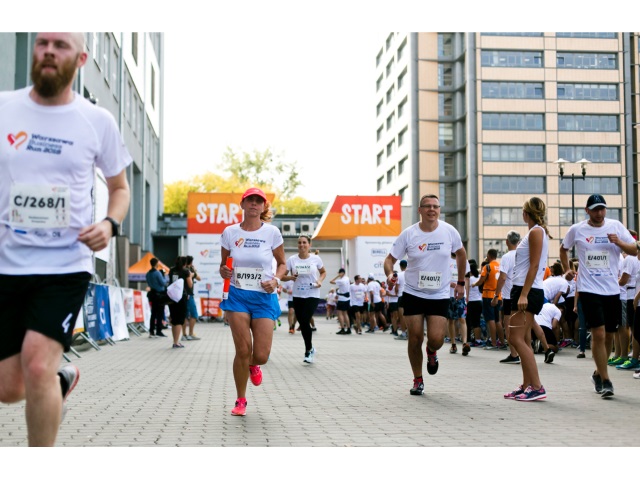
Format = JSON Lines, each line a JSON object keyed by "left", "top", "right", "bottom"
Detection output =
{"left": 0, "top": 32, "right": 164, "bottom": 285}
{"left": 375, "top": 32, "right": 640, "bottom": 260}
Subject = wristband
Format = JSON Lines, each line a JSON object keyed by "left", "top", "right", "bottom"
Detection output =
{"left": 457, "top": 281, "right": 465, "bottom": 286}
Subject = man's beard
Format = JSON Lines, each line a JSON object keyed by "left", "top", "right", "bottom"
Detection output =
{"left": 31, "top": 54, "right": 78, "bottom": 98}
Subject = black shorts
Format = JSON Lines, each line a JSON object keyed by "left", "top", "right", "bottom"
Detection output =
{"left": 509, "top": 286, "right": 544, "bottom": 315}
{"left": 502, "top": 299, "right": 512, "bottom": 316}
{"left": 288, "top": 301, "right": 294, "bottom": 309}
{"left": 373, "top": 301, "right": 385, "bottom": 313}
{"left": 578, "top": 292, "right": 620, "bottom": 333}
{"left": 482, "top": 297, "right": 500, "bottom": 321}
{"left": 466, "top": 300, "right": 483, "bottom": 329}
{"left": 535, "top": 325, "right": 558, "bottom": 346}
{"left": 388, "top": 302, "right": 399, "bottom": 312}
{"left": 398, "top": 295, "right": 404, "bottom": 308}
{"left": 169, "top": 297, "right": 188, "bottom": 325}
{"left": 402, "top": 292, "right": 449, "bottom": 318}
{"left": 337, "top": 300, "right": 350, "bottom": 311}
{"left": 0, "top": 272, "right": 91, "bottom": 360}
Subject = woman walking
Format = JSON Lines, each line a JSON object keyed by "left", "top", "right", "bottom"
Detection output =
{"left": 219, "top": 188, "right": 286, "bottom": 416}
{"left": 504, "top": 197, "right": 550, "bottom": 401}
{"left": 283, "top": 235, "right": 326, "bottom": 363}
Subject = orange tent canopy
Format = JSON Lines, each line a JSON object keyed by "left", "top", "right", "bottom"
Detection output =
{"left": 128, "top": 252, "right": 170, "bottom": 282}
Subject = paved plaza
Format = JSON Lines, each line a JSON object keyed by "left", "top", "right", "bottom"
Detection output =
{"left": 0, "top": 316, "right": 638, "bottom": 447}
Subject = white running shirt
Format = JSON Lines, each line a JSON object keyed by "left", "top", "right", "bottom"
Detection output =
{"left": 534, "top": 303, "right": 562, "bottom": 329}
{"left": 513, "top": 225, "right": 549, "bottom": 289}
{"left": 499, "top": 250, "right": 516, "bottom": 299}
{"left": 286, "top": 254, "right": 324, "bottom": 299}
{"left": 350, "top": 283, "right": 367, "bottom": 307}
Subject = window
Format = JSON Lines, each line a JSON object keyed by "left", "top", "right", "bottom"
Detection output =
{"left": 483, "top": 240, "right": 509, "bottom": 259}
{"left": 376, "top": 100, "right": 383, "bottom": 117}
{"left": 138, "top": 104, "right": 143, "bottom": 144}
{"left": 397, "top": 38, "right": 407, "bottom": 60}
{"left": 387, "top": 167, "right": 395, "bottom": 184}
{"left": 558, "top": 114, "right": 618, "bottom": 132}
{"left": 439, "top": 93, "right": 453, "bottom": 116}
{"left": 558, "top": 145, "right": 619, "bottom": 163}
{"left": 102, "top": 33, "right": 110, "bottom": 81}
{"left": 482, "top": 144, "right": 545, "bottom": 162}
{"left": 124, "top": 80, "right": 131, "bottom": 121}
{"left": 560, "top": 208, "right": 621, "bottom": 225}
{"left": 92, "top": 32, "right": 100, "bottom": 63}
{"left": 398, "top": 156, "right": 407, "bottom": 175}
{"left": 557, "top": 83, "right": 617, "bottom": 100}
{"left": 481, "top": 81, "right": 543, "bottom": 99}
{"left": 559, "top": 177, "right": 620, "bottom": 194}
{"left": 386, "top": 33, "right": 394, "bottom": 51}
{"left": 398, "top": 97, "right": 408, "bottom": 117}
{"left": 377, "top": 125, "right": 383, "bottom": 141}
{"left": 398, "top": 68, "right": 407, "bottom": 89}
{"left": 132, "top": 94, "right": 138, "bottom": 135}
{"left": 386, "top": 112, "right": 395, "bottom": 130}
{"left": 151, "top": 65, "right": 157, "bottom": 108}
{"left": 483, "top": 208, "right": 523, "bottom": 225}
{"left": 482, "top": 113, "right": 544, "bottom": 130}
{"left": 438, "top": 123, "right": 454, "bottom": 147}
{"left": 481, "top": 50, "right": 543, "bottom": 68}
{"left": 439, "top": 153, "right": 455, "bottom": 177}
{"left": 399, "top": 186, "right": 408, "bottom": 202}
{"left": 483, "top": 176, "right": 546, "bottom": 193}
{"left": 482, "top": 32, "right": 542, "bottom": 37}
{"left": 376, "top": 74, "right": 383, "bottom": 92}
{"left": 376, "top": 48, "right": 383, "bottom": 67}
{"left": 376, "top": 150, "right": 384, "bottom": 166}
{"left": 398, "top": 127, "right": 408, "bottom": 146}
{"left": 557, "top": 32, "right": 616, "bottom": 38}
{"left": 386, "top": 85, "right": 395, "bottom": 103}
{"left": 437, "top": 33, "right": 454, "bottom": 57}
{"left": 386, "top": 139, "right": 395, "bottom": 157}
{"left": 111, "top": 47, "right": 119, "bottom": 91}
{"left": 556, "top": 52, "right": 617, "bottom": 69}
{"left": 377, "top": 176, "right": 384, "bottom": 191}
{"left": 386, "top": 58, "right": 394, "bottom": 78}
{"left": 438, "top": 64, "right": 453, "bottom": 87}
{"left": 132, "top": 33, "right": 139, "bottom": 64}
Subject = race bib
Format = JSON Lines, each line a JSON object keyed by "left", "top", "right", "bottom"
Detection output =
{"left": 585, "top": 251, "right": 610, "bottom": 270}
{"left": 10, "top": 184, "right": 70, "bottom": 229}
{"left": 419, "top": 271, "right": 442, "bottom": 290}
{"left": 355, "top": 291, "right": 365, "bottom": 301}
{"left": 295, "top": 264, "right": 312, "bottom": 275}
{"left": 234, "top": 267, "right": 264, "bottom": 291}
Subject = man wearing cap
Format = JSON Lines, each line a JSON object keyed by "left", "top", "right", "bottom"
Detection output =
{"left": 560, "top": 194, "right": 638, "bottom": 398}
{"left": 383, "top": 194, "right": 467, "bottom": 396}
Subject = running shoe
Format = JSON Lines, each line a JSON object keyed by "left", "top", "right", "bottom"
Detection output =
{"left": 633, "top": 371, "right": 640, "bottom": 379}
{"left": 591, "top": 371, "right": 603, "bottom": 394}
{"left": 231, "top": 398, "right": 247, "bottom": 416}
{"left": 499, "top": 355, "right": 520, "bottom": 364}
{"left": 394, "top": 332, "right": 408, "bottom": 340}
{"left": 544, "top": 349, "right": 555, "bottom": 364}
{"left": 426, "top": 349, "right": 439, "bottom": 375}
{"left": 462, "top": 343, "right": 470, "bottom": 356}
{"left": 514, "top": 385, "right": 547, "bottom": 402}
{"left": 410, "top": 377, "right": 424, "bottom": 396}
{"left": 577, "top": 352, "right": 586, "bottom": 359}
{"left": 156, "top": 332, "right": 167, "bottom": 337}
{"left": 149, "top": 333, "right": 156, "bottom": 338}
{"left": 449, "top": 344, "right": 457, "bottom": 354}
{"left": 345, "top": 328, "right": 352, "bottom": 335}
{"left": 249, "top": 365, "right": 262, "bottom": 386}
{"left": 382, "top": 325, "right": 390, "bottom": 332}
{"left": 483, "top": 345, "right": 497, "bottom": 351}
{"left": 310, "top": 327, "right": 317, "bottom": 332}
{"left": 304, "top": 347, "right": 316, "bottom": 364}
{"left": 58, "top": 364, "right": 80, "bottom": 419}
{"left": 608, "top": 356, "right": 625, "bottom": 366}
{"left": 189, "top": 335, "right": 201, "bottom": 340}
{"left": 336, "top": 329, "right": 346, "bottom": 335}
{"left": 558, "top": 339, "right": 573, "bottom": 349}
{"left": 277, "top": 319, "right": 281, "bottom": 327}
{"left": 172, "top": 343, "right": 185, "bottom": 348}
{"left": 365, "top": 329, "right": 375, "bottom": 334}
{"left": 503, "top": 384, "right": 524, "bottom": 399}
{"left": 600, "top": 379, "right": 614, "bottom": 398}
{"left": 289, "top": 328, "right": 295, "bottom": 334}
{"left": 616, "top": 358, "right": 640, "bottom": 370}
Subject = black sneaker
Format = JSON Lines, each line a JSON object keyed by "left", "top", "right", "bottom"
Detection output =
{"left": 544, "top": 349, "right": 555, "bottom": 364}
{"left": 410, "top": 377, "right": 424, "bottom": 395}
{"left": 591, "top": 371, "right": 603, "bottom": 394}
{"left": 382, "top": 325, "right": 390, "bottom": 332}
{"left": 601, "top": 379, "right": 614, "bottom": 398}
{"left": 156, "top": 331, "right": 167, "bottom": 337}
{"left": 345, "top": 328, "right": 352, "bottom": 335}
{"left": 58, "top": 364, "right": 80, "bottom": 420}
{"left": 426, "top": 351, "right": 439, "bottom": 375}
{"left": 336, "top": 329, "right": 345, "bottom": 335}
{"left": 365, "top": 329, "right": 375, "bottom": 334}
{"left": 500, "top": 354, "right": 521, "bottom": 364}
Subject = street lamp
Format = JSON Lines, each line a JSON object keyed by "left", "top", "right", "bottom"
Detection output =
{"left": 555, "top": 158, "right": 591, "bottom": 258}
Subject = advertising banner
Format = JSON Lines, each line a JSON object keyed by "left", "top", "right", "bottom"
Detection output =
{"left": 122, "top": 288, "right": 135, "bottom": 324}
{"left": 348, "top": 236, "right": 398, "bottom": 283}
{"left": 83, "top": 283, "right": 114, "bottom": 341}
{"left": 200, "top": 297, "right": 221, "bottom": 317}
{"left": 140, "top": 291, "right": 151, "bottom": 329}
{"left": 187, "top": 233, "right": 223, "bottom": 298}
{"left": 312, "top": 195, "right": 401, "bottom": 240}
{"left": 108, "top": 285, "right": 129, "bottom": 341}
{"left": 133, "top": 290, "right": 145, "bottom": 323}
{"left": 187, "top": 192, "right": 275, "bottom": 234}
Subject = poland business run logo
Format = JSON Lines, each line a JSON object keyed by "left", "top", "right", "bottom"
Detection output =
{"left": 418, "top": 243, "right": 427, "bottom": 252}
{"left": 7, "top": 131, "right": 28, "bottom": 149}
{"left": 235, "top": 238, "right": 245, "bottom": 247}
{"left": 7, "top": 130, "right": 73, "bottom": 154}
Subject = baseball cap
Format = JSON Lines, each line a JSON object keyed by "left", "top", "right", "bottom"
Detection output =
{"left": 241, "top": 187, "right": 267, "bottom": 202}
{"left": 367, "top": 273, "right": 375, "bottom": 280}
{"left": 586, "top": 194, "right": 606, "bottom": 210}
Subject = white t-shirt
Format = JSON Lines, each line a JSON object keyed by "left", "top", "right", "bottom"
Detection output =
{"left": 566, "top": 277, "right": 577, "bottom": 299}
{"left": 397, "top": 270, "right": 406, "bottom": 296}
{"left": 0, "top": 87, "right": 132, "bottom": 274}
{"left": 499, "top": 250, "right": 516, "bottom": 299}
{"left": 387, "top": 282, "right": 400, "bottom": 303}
{"left": 367, "top": 280, "right": 383, "bottom": 303}
{"left": 562, "top": 218, "right": 634, "bottom": 296}
{"left": 620, "top": 253, "right": 639, "bottom": 300}
{"left": 467, "top": 275, "right": 482, "bottom": 302}
{"left": 221, "top": 222, "right": 283, "bottom": 293}
{"left": 334, "top": 276, "right": 351, "bottom": 302}
{"left": 543, "top": 276, "right": 569, "bottom": 304}
{"left": 286, "top": 254, "right": 324, "bottom": 299}
{"left": 389, "top": 221, "right": 464, "bottom": 300}
{"left": 326, "top": 291, "right": 337, "bottom": 306}
{"left": 350, "top": 283, "right": 367, "bottom": 307}
{"left": 534, "top": 303, "right": 562, "bottom": 329}
{"left": 449, "top": 257, "right": 471, "bottom": 298}
{"left": 281, "top": 280, "right": 294, "bottom": 301}
{"left": 513, "top": 225, "right": 549, "bottom": 289}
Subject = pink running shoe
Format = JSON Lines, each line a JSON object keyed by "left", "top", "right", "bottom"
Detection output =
{"left": 231, "top": 398, "right": 247, "bottom": 416}
{"left": 503, "top": 384, "right": 524, "bottom": 399}
{"left": 249, "top": 365, "right": 263, "bottom": 386}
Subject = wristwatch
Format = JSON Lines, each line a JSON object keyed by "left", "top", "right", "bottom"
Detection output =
{"left": 104, "top": 216, "right": 120, "bottom": 237}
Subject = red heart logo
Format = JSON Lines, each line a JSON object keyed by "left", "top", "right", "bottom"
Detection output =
{"left": 586, "top": 236, "right": 595, "bottom": 244}
{"left": 7, "top": 131, "right": 27, "bottom": 149}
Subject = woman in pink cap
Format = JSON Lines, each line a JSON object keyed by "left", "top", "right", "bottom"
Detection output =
{"left": 219, "top": 188, "right": 286, "bottom": 416}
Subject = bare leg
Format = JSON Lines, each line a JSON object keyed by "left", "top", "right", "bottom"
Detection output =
{"left": 406, "top": 315, "right": 425, "bottom": 377}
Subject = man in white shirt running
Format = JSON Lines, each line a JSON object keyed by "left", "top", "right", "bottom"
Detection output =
{"left": 384, "top": 194, "right": 467, "bottom": 396}
{"left": 0, "top": 33, "right": 131, "bottom": 445}
{"left": 560, "top": 194, "right": 637, "bottom": 398}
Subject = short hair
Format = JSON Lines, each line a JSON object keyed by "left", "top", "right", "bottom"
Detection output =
{"left": 487, "top": 249, "right": 498, "bottom": 259}
{"left": 186, "top": 255, "right": 194, "bottom": 264}
{"left": 338, "top": 268, "right": 345, "bottom": 274}
{"left": 399, "top": 259, "right": 407, "bottom": 268}
{"left": 506, "top": 230, "right": 521, "bottom": 246}
{"left": 150, "top": 258, "right": 159, "bottom": 267}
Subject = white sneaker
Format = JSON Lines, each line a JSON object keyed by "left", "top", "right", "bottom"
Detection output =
{"left": 304, "top": 347, "right": 316, "bottom": 364}
{"left": 633, "top": 371, "right": 640, "bottom": 379}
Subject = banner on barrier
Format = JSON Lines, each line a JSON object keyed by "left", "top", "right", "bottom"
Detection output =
{"left": 84, "top": 283, "right": 114, "bottom": 341}
{"left": 133, "top": 290, "right": 144, "bottom": 323}
{"left": 140, "top": 290, "right": 151, "bottom": 329}
{"left": 108, "top": 285, "right": 129, "bottom": 341}
{"left": 200, "top": 297, "right": 221, "bottom": 317}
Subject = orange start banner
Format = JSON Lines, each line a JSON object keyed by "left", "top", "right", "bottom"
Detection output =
{"left": 312, "top": 195, "right": 402, "bottom": 240}
{"left": 187, "top": 192, "right": 276, "bottom": 234}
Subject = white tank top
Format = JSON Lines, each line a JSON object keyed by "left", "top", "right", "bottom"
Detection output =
{"left": 513, "top": 224, "right": 549, "bottom": 289}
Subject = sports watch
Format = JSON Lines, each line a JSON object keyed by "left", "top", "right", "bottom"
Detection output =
{"left": 104, "top": 216, "right": 120, "bottom": 237}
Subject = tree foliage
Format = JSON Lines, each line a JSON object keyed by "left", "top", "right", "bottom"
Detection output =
{"left": 164, "top": 147, "right": 322, "bottom": 215}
